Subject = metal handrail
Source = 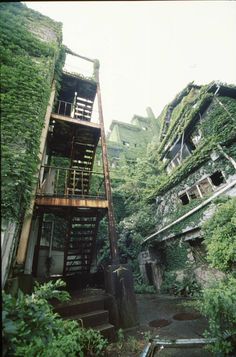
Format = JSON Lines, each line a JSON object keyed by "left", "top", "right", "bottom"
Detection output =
{"left": 40, "top": 165, "right": 103, "bottom": 175}
{"left": 37, "top": 165, "right": 105, "bottom": 199}
{"left": 53, "top": 99, "right": 99, "bottom": 123}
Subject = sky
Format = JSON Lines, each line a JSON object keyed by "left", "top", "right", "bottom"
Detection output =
{"left": 25, "top": 1, "right": 236, "bottom": 130}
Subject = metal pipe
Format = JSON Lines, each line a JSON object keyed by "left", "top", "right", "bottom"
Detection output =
{"left": 65, "top": 47, "right": 95, "bottom": 63}
{"left": 94, "top": 60, "right": 119, "bottom": 264}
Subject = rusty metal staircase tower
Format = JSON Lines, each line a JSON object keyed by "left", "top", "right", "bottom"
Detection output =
{"left": 24, "top": 53, "right": 120, "bottom": 279}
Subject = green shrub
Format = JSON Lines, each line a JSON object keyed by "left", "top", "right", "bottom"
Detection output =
{"left": 199, "top": 198, "right": 236, "bottom": 355}
{"left": 203, "top": 197, "right": 236, "bottom": 272}
{"left": 199, "top": 276, "right": 236, "bottom": 355}
{"left": 2, "top": 279, "right": 108, "bottom": 357}
{"left": 161, "top": 270, "right": 200, "bottom": 297}
{"left": 134, "top": 283, "right": 156, "bottom": 294}
{"left": 133, "top": 272, "right": 156, "bottom": 294}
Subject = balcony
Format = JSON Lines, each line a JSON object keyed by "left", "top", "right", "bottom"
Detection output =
{"left": 36, "top": 166, "right": 108, "bottom": 209}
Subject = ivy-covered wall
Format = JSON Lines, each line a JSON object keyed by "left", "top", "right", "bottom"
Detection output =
{"left": 140, "top": 83, "right": 236, "bottom": 293}
{"left": 1, "top": 3, "right": 65, "bottom": 222}
{"left": 150, "top": 93, "right": 236, "bottom": 200}
{"left": 155, "top": 155, "right": 235, "bottom": 232}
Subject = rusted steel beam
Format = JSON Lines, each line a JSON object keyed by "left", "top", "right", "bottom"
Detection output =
{"left": 94, "top": 60, "right": 119, "bottom": 264}
{"left": 65, "top": 48, "right": 95, "bottom": 63}
{"left": 35, "top": 197, "right": 108, "bottom": 209}
{"left": 51, "top": 113, "right": 101, "bottom": 129}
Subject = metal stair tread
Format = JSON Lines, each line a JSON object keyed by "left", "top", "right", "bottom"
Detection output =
{"left": 64, "top": 309, "right": 108, "bottom": 320}
{"left": 94, "top": 323, "right": 115, "bottom": 331}
{"left": 55, "top": 294, "right": 107, "bottom": 308}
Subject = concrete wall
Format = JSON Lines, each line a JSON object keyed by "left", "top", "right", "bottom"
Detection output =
{"left": 1, "top": 220, "right": 17, "bottom": 287}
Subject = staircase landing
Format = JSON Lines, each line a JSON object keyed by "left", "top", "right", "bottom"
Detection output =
{"left": 35, "top": 197, "right": 108, "bottom": 208}
{"left": 53, "top": 289, "right": 116, "bottom": 342}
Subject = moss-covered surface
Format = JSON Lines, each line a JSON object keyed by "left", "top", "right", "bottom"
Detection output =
{"left": 1, "top": 2, "right": 64, "bottom": 221}
{"left": 148, "top": 88, "right": 236, "bottom": 200}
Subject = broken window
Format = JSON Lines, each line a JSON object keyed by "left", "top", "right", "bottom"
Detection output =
{"left": 40, "top": 221, "right": 53, "bottom": 247}
{"left": 179, "top": 193, "right": 189, "bottom": 205}
{"left": 181, "top": 144, "right": 191, "bottom": 160}
{"left": 198, "top": 178, "right": 213, "bottom": 195}
{"left": 191, "top": 128, "right": 202, "bottom": 148}
{"left": 188, "top": 186, "right": 201, "bottom": 200}
{"left": 122, "top": 141, "right": 130, "bottom": 147}
{"left": 210, "top": 171, "right": 225, "bottom": 187}
{"left": 166, "top": 163, "right": 172, "bottom": 174}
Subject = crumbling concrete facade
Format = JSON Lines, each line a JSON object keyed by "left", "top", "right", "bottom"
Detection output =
{"left": 141, "top": 82, "right": 236, "bottom": 291}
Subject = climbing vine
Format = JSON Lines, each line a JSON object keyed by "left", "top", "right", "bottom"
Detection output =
{"left": 1, "top": 3, "right": 64, "bottom": 221}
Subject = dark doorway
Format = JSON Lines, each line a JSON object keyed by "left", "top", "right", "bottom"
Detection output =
{"left": 145, "top": 263, "right": 154, "bottom": 285}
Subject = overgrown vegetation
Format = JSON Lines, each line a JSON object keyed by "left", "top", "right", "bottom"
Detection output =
{"left": 1, "top": 2, "right": 64, "bottom": 221}
{"left": 203, "top": 197, "right": 236, "bottom": 273}
{"left": 198, "top": 198, "right": 236, "bottom": 355}
{"left": 2, "top": 279, "right": 108, "bottom": 357}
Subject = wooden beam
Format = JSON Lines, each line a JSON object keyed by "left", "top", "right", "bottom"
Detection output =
{"left": 35, "top": 197, "right": 108, "bottom": 209}
{"left": 51, "top": 113, "right": 101, "bottom": 130}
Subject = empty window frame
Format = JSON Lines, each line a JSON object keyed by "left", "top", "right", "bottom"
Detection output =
{"left": 166, "top": 144, "right": 191, "bottom": 174}
{"left": 122, "top": 141, "right": 130, "bottom": 147}
{"left": 210, "top": 171, "right": 225, "bottom": 187}
{"left": 188, "top": 186, "right": 201, "bottom": 200}
{"left": 40, "top": 221, "right": 54, "bottom": 247}
{"left": 179, "top": 192, "right": 190, "bottom": 205}
{"left": 191, "top": 128, "right": 202, "bottom": 148}
{"left": 198, "top": 178, "right": 213, "bottom": 195}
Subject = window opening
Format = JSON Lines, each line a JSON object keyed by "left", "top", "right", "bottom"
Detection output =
{"left": 40, "top": 221, "right": 53, "bottom": 247}
{"left": 191, "top": 128, "right": 202, "bottom": 147}
{"left": 122, "top": 140, "right": 130, "bottom": 147}
{"left": 188, "top": 186, "right": 201, "bottom": 200}
{"left": 198, "top": 178, "right": 213, "bottom": 195}
{"left": 210, "top": 171, "right": 225, "bottom": 186}
{"left": 179, "top": 193, "right": 189, "bottom": 205}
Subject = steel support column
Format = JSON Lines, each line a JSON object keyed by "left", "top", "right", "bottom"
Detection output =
{"left": 94, "top": 60, "right": 119, "bottom": 264}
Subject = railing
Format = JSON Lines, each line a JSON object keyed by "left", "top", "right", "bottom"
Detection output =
{"left": 37, "top": 165, "right": 105, "bottom": 199}
{"left": 53, "top": 98, "right": 99, "bottom": 123}
{"left": 54, "top": 100, "right": 73, "bottom": 117}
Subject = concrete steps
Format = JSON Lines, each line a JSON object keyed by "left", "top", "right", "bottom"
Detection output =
{"left": 53, "top": 293, "right": 115, "bottom": 342}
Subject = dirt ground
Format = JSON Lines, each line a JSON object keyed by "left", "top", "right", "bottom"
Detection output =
{"left": 106, "top": 293, "right": 213, "bottom": 357}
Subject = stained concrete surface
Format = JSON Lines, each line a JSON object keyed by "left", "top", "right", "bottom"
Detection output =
{"left": 125, "top": 294, "right": 213, "bottom": 356}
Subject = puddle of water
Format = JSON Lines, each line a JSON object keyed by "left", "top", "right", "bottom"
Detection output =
{"left": 173, "top": 312, "right": 201, "bottom": 321}
{"left": 149, "top": 319, "right": 172, "bottom": 328}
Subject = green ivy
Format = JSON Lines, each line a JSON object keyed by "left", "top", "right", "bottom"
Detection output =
{"left": 203, "top": 197, "right": 236, "bottom": 273}
{"left": 1, "top": 3, "right": 64, "bottom": 221}
{"left": 199, "top": 276, "right": 236, "bottom": 355}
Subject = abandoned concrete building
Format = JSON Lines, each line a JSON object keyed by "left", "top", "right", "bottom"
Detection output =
{"left": 2, "top": 4, "right": 236, "bottom": 349}
{"left": 139, "top": 82, "right": 236, "bottom": 290}
{"left": 94, "top": 108, "right": 159, "bottom": 173}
